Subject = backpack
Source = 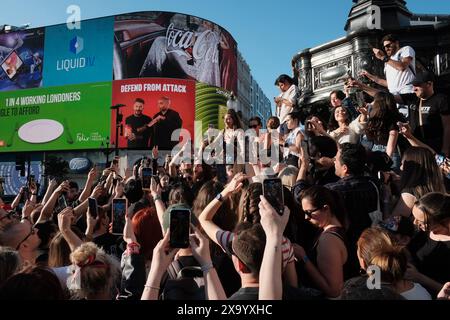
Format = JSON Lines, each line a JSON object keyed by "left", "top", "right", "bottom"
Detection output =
{"left": 160, "top": 258, "right": 205, "bottom": 300}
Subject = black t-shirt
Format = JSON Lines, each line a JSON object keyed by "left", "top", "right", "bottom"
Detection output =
{"left": 152, "top": 109, "right": 182, "bottom": 150}
{"left": 125, "top": 114, "right": 153, "bottom": 149}
{"left": 408, "top": 231, "right": 450, "bottom": 293}
{"left": 400, "top": 93, "right": 450, "bottom": 152}
{"left": 228, "top": 287, "right": 259, "bottom": 300}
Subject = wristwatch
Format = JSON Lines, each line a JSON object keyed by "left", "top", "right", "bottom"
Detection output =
{"left": 215, "top": 193, "right": 223, "bottom": 202}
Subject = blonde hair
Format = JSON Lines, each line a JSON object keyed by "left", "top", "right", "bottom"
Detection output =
{"left": 370, "top": 246, "right": 407, "bottom": 284}
{"left": 69, "top": 242, "right": 120, "bottom": 299}
{"left": 358, "top": 227, "right": 407, "bottom": 285}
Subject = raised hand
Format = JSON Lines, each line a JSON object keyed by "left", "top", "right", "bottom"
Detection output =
{"left": 372, "top": 48, "right": 386, "bottom": 61}
{"left": 58, "top": 207, "right": 75, "bottom": 232}
{"left": 189, "top": 225, "right": 212, "bottom": 266}
{"left": 150, "top": 177, "right": 161, "bottom": 199}
{"left": 397, "top": 122, "right": 413, "bottom": 139}
{"left": 87, "top": 165, "right": 97, "bottom": 182}
{"left": 223, "top": 172, "right": 247, "bottom": 197}
{"left": 55, "top": 180, "right": 70, "bottom": 195}
{"left": 258, "top": 195, "right": 290, "bottom": 238}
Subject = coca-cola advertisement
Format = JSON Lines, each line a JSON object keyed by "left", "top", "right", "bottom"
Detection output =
{"left": 113, "top": 12, "right": 237, "bottom": 93}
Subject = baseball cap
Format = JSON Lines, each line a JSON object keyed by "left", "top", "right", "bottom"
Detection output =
{"left": 409, "top": 71, "right": 435, "bottom": 86}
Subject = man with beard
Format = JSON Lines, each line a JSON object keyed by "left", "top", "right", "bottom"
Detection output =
{"left": 151, "top": 96, "right": 182, "bottom": 151}
{"left": 125, "top": 98, "right": 153, "bottom": 149}
{"left": 359, "top": 34, "right": 416, "bottom": 95}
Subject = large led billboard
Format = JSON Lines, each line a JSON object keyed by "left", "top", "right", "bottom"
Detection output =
{"left": 0, "top": 82, "right": 111, "bottom": 153}
{"left": 0, "top": 28, "right": 45, "bottom": 91}
{"left": 114, "top": 12, "right": 237, "bottom": 93}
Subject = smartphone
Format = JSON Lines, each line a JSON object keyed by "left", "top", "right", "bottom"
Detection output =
{"left": 169, "top": 208, "right": 191, "bottom": 248}
{"left": 142, "top": 167, "right": 153, "bottom": 190}
{"left": 88, "top": 197, "right": 98, "bottom": 219}
{"left": 262, "top": 178, "right": 284, "bottom": 215}
{"left": 112, "top": 198, "right": 127, "bottom": 235}
{"left": 58, "top": 194, "right": 68, "bottom": 209}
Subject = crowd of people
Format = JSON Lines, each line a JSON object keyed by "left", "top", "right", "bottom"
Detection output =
{"left": 0, "top": 33, "right": 449, "bottom": 301}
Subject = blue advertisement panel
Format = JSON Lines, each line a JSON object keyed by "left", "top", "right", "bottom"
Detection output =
{"left": 0, "top": 28, "right": 45, "bottom": 92}
{"left": 43, "top": 17, "right": 114, "bottom": 86}
{"left": 0, "top": 161, "right": 43, "bottom": 196}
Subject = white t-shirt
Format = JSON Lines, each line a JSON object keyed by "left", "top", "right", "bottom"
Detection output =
{"left": 384, "top": 46, "right": 416, "bottom": 94}
{"left": 400, "top": 282, "right": 432, "bottom": 300}
{"left": 277, "top": 84, "right": 297, "bottom": 124}
{"left": 329, "top": 115, "right": 367, "bottom": 144}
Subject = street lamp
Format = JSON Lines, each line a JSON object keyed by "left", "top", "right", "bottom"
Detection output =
{"left": 101, "top": 136, "right": 113, "bottom": 164}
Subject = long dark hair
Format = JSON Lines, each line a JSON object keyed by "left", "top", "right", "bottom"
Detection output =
{"left": 328, "top": 106, "right": 350, "bottom": 132}
{"left": 300, "top": 185, "right": 348, "bottom": 229}
{"left": 224, "top": 109, "right": 243, "bottom": 129}
{"left": 414, "top": 192, "right": 450, "bottom": 228}
{"left": 399, "top": 147, "right": 445, "bottom": 198}
{"left": 366, "top": 92, "right": 402, "bottom": 143}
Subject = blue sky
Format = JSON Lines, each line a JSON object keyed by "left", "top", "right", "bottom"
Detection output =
{"left": 1, "top": 0, "right": 450, "bottom": 112}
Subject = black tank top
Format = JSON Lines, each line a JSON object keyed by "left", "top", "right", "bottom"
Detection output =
{"left": 309, "top": 226, "right": 352, "bottom": 280}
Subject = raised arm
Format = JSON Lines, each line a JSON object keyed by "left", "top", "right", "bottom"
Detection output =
{"left": 190, "top": 226, "right": 227, "bottom": 300}
{"left": 79, "top": 166, "right": 98, "bottom": 202}
{"left": 42, "top": 178, "right": 58, "bottom": 205}
{"left": 359, "top": 69, "right": 388, "bottom": 88}
{"left": 39, "top": 181, "right": 70, "bottom": 222}
{"left": 198, "top": 173, "right": 246, "bottom": 246}
{"left": 150, "top": 177, "right": 166, "bottom": 234}
{"left": 58, "top": 207, "right": 83, "bottom": 252}
{"left": 141, "top": 232, "right": 179, "bottom": 300}
{"left": 386, "top": 129, "right": 399, "bottom": 158}
{"left": 398, "top": 122, "right": 436, "bottom": 154}
{"left": 258, "top": 196, "right": 290, "bottom": 300}
{"left": 348, "top": 78, "right": 383, "bottom": 98}
{"left": 11, "top": 187, "right": 25, "bottom": 209}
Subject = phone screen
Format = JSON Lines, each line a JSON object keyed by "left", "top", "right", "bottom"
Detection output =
{"left": 142, "top": 167, "right": 153, "bottom": 189}
{"left": 263, "top": 178, "right": 284, "bottom": 215}
{"left": 112, "top": 198, "right": 127, "bottom": 235}
{"left": 169, "top": 209, "right": 191, "bottom": 248}
{"left": 88, "top": 197, "right": 98, "bottom": 219}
